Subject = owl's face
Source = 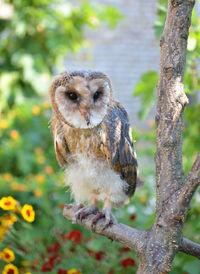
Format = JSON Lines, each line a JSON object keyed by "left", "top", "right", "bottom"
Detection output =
{"left": 50, "top": 71, "right": 113, "bottom": 129}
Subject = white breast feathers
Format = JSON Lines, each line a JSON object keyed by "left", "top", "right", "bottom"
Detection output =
{"left": 65, "top": 153, "right": 129, "bottom": 208}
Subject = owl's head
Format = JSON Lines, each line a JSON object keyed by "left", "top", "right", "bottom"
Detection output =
{"left": 49, "top": 70, "right": 113, "bottom": 129}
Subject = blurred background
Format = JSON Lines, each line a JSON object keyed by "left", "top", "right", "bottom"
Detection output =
{"left": 0, "top": 0, "right": 199, "bottom": 273}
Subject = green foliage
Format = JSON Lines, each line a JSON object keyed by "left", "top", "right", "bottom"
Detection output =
{"left": 133, "top": 0, "right": 200, "bottom": 272}
{"left": 0, "top": 0, "right": 122, "bottom": 113}
{"left": 154, "top": 0, "right": 167, "bottom": 39}
{"left": 134, "top": 71, "right": 158, "bottom": 119}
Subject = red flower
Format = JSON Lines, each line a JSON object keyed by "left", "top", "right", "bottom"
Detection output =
{"left": 57, "top": 268, "right": 67, "bottom": 274}
{"left": 46, "top": 242, "right": 61, "bottom": 253}
{"left": 130, "top": 214, "right": 136, "bottom": 221}
{"left": 121, "top": 257, "right": 136, "bottom": 268}
{"left": 41, "top": 253, "right": 61, "bottom": 272}
{"left": 87, "top": 249, "right": 103, "bottom": 261}
{"left": 67, "top": 230, "right": 82, "bottom": 244}
{"left": 49, "top": 253, "right": 61, "bottom": 266}
{"left": 41, "top": 262, "right": 53, "bottom": 272}
{"left": 119, "top": 247, "right": 130, "bottom": 252}
{"left": 95, "top": 251, "right": 103, "bottom": 261}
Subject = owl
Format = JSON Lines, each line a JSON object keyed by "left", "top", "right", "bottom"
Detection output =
{"left": 49, "top": 70, "right": 137, "bottom": 229}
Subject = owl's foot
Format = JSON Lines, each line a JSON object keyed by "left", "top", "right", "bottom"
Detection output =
{"left": 75, "top": 205, "right": 99, "bottom": 223}
{"left": 91, "top": 208, "right": 117, "bottom": 231}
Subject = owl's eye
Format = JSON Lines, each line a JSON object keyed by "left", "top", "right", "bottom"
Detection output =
{"left": 93, "top": 90, "right": 102, "bottom": 102}
{"left": 67, "top": 92, "right": 78, "bottom": 102}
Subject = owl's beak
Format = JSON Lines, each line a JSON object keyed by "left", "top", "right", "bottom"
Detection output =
{"left": 79, "top": 108, "right": 90, "bottom": 126}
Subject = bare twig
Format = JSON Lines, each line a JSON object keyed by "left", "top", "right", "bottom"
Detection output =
{"left": 176, "top": 153, "right": 200, "bottom": 211}
{"left": 185, "top": 153, "right": 200, "bottom": 188}
{"left": 180, "top": 237, "right": 200, "bottom": 260}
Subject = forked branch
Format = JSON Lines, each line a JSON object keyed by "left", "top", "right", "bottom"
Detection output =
{"left": 63, "top": 204, "right": 200, "bottom": 260}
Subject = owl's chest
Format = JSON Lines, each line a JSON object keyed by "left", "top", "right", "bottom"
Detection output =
{"left": 63, "top": 125, "right": 104, "bottom": 159}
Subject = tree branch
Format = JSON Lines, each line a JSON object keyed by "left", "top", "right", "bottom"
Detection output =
{"left": 176, "top": 153, "right": 200, "bottom": 212}
{"left": 63, "top": 204, "right": 144, "bottom": 252}
{"left": 180, "top": 237, "right": 200, "bottom": 260}
{"left": 185, "top": 153, "right": 200, "bottom": 188}
{"left": 155, "top": 154, "right": 200, "bottom": 229}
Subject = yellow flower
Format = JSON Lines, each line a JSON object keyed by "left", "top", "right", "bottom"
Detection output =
{"left": 0, "top": 196, "right": 17, "bottom": 210}
{"left": 1, "top": 248, "right": 15, "bottom": 262}
{"left": 32, "top": 106, "right": 41, "bottom": 115}
{"left": 36, "top": 23, "right": 45, "bottom": 32}
{"left": 3, "top": 173, "right": 13, "bottom": 182}
{"left": 10, "top": 130, "right": 19, "bottom": 140}
{"left": 34, "top": 189, "right": 43, "bottom": 197}
{"left": 34, "top": 147, "right": 43, "bottom": 155}
{"left": 10, "top": 183, "right": 27, "bottom": 192}
{"left": 0, "top": 226, "right": 6, "bottom": 242}
{"left": 139, "top": 195, "right": 147, "bottom": 204}
{"left": 1, "top": 214, "right": 17, "bottom": 228}
{"left": 44, "top": 165, "right": 53, "bottom": 174}
{"left": 42, "top": 101, "right": 50, "bottom": 109}
{"left": 21, "top": 260, "right": 30, "bottom": 266}
{"left": 21, "top": 204, "right": 35, "bottom": 223}
{"left": 68, "top": 269, "right": 81, "bottom": 274}
{"left": 35, "top": 174, "right": 45, "bottom": 184}
{"left": 2, "top": 263, "right": 19, "bottom": 274}
{"left": 0, "top": 119, "right": 8, "bottom": 129}
{"left": 37, "top": 155, "right": 46, "bottom": 164}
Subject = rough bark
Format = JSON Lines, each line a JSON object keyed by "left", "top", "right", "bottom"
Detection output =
{"left": 63, "top": 0, "right": 200, "bottom": 273}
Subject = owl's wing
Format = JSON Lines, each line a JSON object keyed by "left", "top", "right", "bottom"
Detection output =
{"left": 100, "top": 102, "right": 137, "bottom": 197}
{"left": 50, "top": 114, "right": 70, "bottom": 168}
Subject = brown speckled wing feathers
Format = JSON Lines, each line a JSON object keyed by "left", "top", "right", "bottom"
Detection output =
{"left": 100, "top": 102, "right": 137, "bottom": 197}
{"left": 50, "top": 114, "right": 70, "bottom": 168}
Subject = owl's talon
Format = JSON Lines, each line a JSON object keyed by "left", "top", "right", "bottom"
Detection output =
{"left": 101, "top": 208, "right": 117, "bottom": 231}
{"left": 75, "top": 205, "right": 99, "bottom": 223}
{"left": 91, "top": 209, "right": 117, "bottom": 231}
{"left": 91, "top": 212, "right": 104, "bottom": 232}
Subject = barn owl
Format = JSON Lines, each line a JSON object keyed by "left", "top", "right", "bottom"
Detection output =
{"left": 49, "top": 70, "right": 137, "bottom": 229}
